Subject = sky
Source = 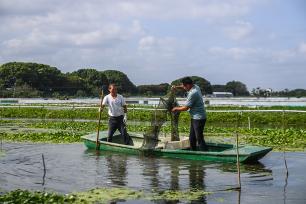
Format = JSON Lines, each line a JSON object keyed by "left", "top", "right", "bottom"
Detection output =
{"left": 0, "top": 0, "right": 306, "bottom": 91}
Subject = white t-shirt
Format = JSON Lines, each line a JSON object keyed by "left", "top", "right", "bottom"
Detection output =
{"left": 102, "top": 94, "right": 126, "bottom": 117}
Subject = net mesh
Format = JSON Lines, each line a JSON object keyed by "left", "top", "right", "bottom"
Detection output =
{"left": 141, "top": 90, "right": 180, "bottom": 149}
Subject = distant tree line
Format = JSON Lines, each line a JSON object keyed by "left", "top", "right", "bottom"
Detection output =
{"left": 0, "top": 62, "right": 136, "bottom": 98}
{"left": 251, "top": 87, "right": 306, "bottom": 98}
{"left": 1, "top": 62, "right": 304, "bottom": 98}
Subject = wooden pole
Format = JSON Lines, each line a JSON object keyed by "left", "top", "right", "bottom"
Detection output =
{"left": 236, "top": 112, "right": 242, "bottom": 190}
{"left": 282, "top": 110, "right": 289, "bottom": 176}
{"left": 236, "top": 131, "right": 241, "bottom": 189}
{"left": 96, "top": 88, "right": 104, "bottom": 150}
{"left": 154, "top": 104, "right": 157, "bottom": 125}
{"left": 0, "top": 133, "right": 2, "bottom": 151}
{"left": 164, "top": 112, "right": 167, "bottom": 138}
{"left": 133, "top": 104, "right": 135, "bottom": 131}
{"left": 42, "top": 154, "right": 46, "bottom": 186}
{"left": 248, "top": 116, "right": 251, "bottom": 130}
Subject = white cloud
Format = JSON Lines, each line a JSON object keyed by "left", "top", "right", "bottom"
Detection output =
{"left": 138, "top": 36, "right": 156, "bottom": 51}
{"left": 268, "top": 33, "right": 277, "bottom": 40}
{"left": 208, "top": 46, "right": 261, "bottom": 60}
{"left": 138, "top": 36, "right": 177, "bottom": 59}
{"left": 298, "top": 42, "right": 306, "bottom": 55}
{"left": 130, "top": 20, "right": 145, "bottom": 35}
{"left": 224, "top": 21, "right": 254, "bottom": 40}
{"left": 271, "top": 50, "right": 296, "bottom": 63}
{"left": 69, "top": 24, "right": 122, "bottom": 46}
{"left": 0, "top": 0, "right": 261, "bottom": 21}
{"left": 0, "top": 0, "right": 305, "bottom": 89}
{"left": 208, "top": 45, "right": 306, "bottom": 64}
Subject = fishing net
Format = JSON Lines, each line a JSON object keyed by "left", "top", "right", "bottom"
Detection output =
{"left": 141, "top": 90, "right": 180, "bottom": 149}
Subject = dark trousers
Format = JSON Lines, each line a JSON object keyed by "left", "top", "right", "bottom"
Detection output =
{"left": 108, "top": 115, "right": 129, "bottom": 145}
{"left": 189, "top": 119, "right": 207, "bottom": 151}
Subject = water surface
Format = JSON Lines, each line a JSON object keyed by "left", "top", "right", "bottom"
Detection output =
{"left": 1, "top": 143, "right": 305, "bottom": 203}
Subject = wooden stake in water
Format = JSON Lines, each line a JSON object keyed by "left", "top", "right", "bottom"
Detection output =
{"left": 282, "top": 110, "right": 289, "bottom": 176}
{"left": 236, "top": 131, "right": 241, "bottom": 190}
{"left": 164, "top": 113, "right": 167, "bottom": 138}
{"left": 154, "top": 104, "right": 157, "bottom": 126}
{"left": 133, "top": 104, "right": 135, "bottom": 130}
{"left": 236, "top": 112, "right": 242, "bottom": 190}
{"left": 96, "top": 88, "right": 104, "bottom": 150}
{"left": 248, "top": 116, "right": 251, "bottom": 130}
{"left": 0, "top": 133, "right": 3, "bottom": 151}
{"left": 42, "top": 154, "right": 46, "bottom": 186}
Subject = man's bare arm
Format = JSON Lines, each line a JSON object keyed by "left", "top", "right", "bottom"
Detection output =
{"left": 171, "top": 106, "right": 189, "bottom": 112}
{"left": 171, "top": 85, "right": 184, "bottom": 90}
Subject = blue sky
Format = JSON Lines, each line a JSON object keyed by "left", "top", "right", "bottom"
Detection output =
{"left": 0, "top": 0, "right": 305, "bottom": 91}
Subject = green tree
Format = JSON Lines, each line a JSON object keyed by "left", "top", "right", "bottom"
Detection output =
{"left": 137, "top": 83, "right": 170, "bottom": 96}
{"left": 0, "top": 62, "right": 68, "bottom": 96}
{"left": 60, "top": 75, "right": 86, "bottom": 96}
{"left": 171, "top": 76, "right": 212, "bottom": 96}
{"left": 225, "top": 81, "right": 249, "bottom": 96}
{"left": 212, "top": 84, "right": 227, "bottom": 92}
{"left": 69, "top": 69, "right": 109, "bottom": 96}
{"left": 103, "top": 70, "right": 137, "bottom": 95}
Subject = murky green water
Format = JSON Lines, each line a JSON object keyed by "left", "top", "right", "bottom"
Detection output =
{"left": 1, "top": 143, "right": 306, "bottom": 203}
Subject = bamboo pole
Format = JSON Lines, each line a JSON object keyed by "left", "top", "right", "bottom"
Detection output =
{"left": 235, "top": 112, "right": 242, "bottom": 190}
{"left": 248, "top": 116, "right": 251, "bottom": 130}
{"left": 0, "top": 133, "right": 2, "bottom": 151}
{"left": 133, "top": 104, "right": 135, "bottom": 131}
{"left": 282, "top": 110, "right": 289, "bottom": 176}
{"left": 96, "top": 88, "right": 104, "bottom": 150}
{"left": 42, "top": 154, "right": 46, "bottom": 186}
{"left": 236, "top": 131, "right": 241, "bottom": 189}
{"left": 164, "top": 112, "right": 167, "bottom": 138}
{"left": 154, "top": 104, "right": 157, "bottom": 126}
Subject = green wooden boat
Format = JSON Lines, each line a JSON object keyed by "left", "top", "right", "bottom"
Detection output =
{"left": 81, "top": 131, "right": 272, "bottom": 163}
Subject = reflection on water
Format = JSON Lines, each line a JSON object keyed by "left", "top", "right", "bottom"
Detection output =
{"left": 105, "top": 154, "right": 128, "bottom": 186}
{"left": 0, "top": 143, "right": 306, "bottom": 203}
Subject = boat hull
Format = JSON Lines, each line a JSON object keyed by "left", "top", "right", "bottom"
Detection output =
{"left": 82, "top": 131, "right": 272, "bottom": 163}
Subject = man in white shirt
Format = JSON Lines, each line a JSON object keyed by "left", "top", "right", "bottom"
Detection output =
{"left": 101, "top": 84, "right": 129, "bottom": 145}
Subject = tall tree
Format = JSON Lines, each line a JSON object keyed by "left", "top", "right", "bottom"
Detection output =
{"left": 69, "top": 69, "right": 109, "bottom": 95}
{"left": 103, "top": 70, "right": 137, "bottom": 95}
{"left": 212, "top": 84, "right": 227, "bottom": 92}
{"left": 225, "top": 81, "right": 249, "bottom": 96}
{"left": 137, "top": 83, "right": 170, "bottom": 96}
{"left": 0, "top": 62, "right": 67, "bottom": 95}
{"left": 171, "top": 76, "right": 212, "bottom": 96}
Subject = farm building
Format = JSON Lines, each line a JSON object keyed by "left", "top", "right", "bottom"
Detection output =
{"left": 212, "top": 92, "right": 233, "bottom": 97}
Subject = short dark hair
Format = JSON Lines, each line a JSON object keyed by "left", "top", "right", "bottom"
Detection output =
{"left": 181, "top": 77, "right": 193, "bottom": 85}
{"left": 108, "top": 83, "right": 116, "bottom": 89}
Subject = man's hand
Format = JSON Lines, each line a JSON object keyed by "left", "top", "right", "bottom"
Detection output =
{"left": 98, "top": 105, "right": 106, "bottom": 112}
{"left": 171, "top": 107, "right": 178, "bottom": 112}
{"left": 123, "top": 113, "right": 127, "bottom": 123}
